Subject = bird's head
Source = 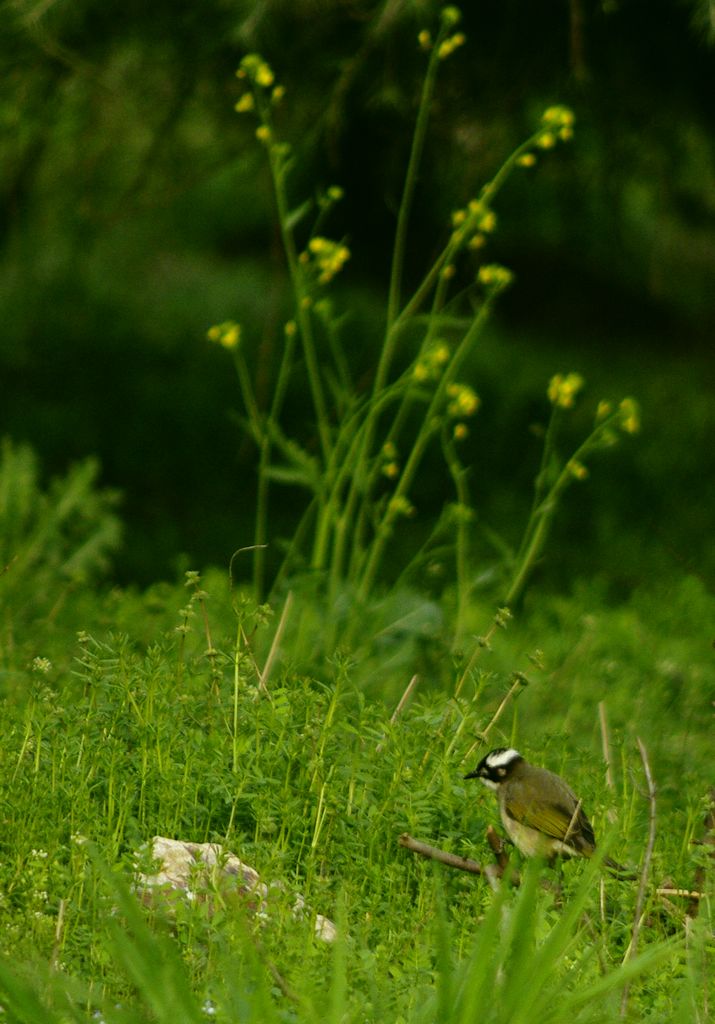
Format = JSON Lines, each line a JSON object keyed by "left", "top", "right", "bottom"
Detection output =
{"left": 464, "top": 747, "right": 524, "bottom": 790}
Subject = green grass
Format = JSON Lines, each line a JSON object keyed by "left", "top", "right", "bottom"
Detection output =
{"left": 0, "top": 564, "right": 712, "bottom": 1021}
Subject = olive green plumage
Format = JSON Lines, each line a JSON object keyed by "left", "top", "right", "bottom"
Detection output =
{"left": 464, "top": 747, "right": 632, "bottom": 875}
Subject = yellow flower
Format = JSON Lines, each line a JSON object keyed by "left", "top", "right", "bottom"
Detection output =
{"left": 517, "top": 152, "right": 537, "bottom": 168}
{"left": 567, "top": 459, "right": 589, "bottom": 480}
{"left": 478, "top": 210, "right": 497, "bottom": 233}
{"left": 467, "top": 199, "right": 494, "bottom": 227}
{"left": 596, "top": 400, "right": 612, "bottom": 421}
{"left": 535, "top": 107, "right": 575, "bottom": 148}
{"left": 453, "top": 423, "right": 469, "bottom": 441}
{"left": 447, "top": 383, "right": 480, "bottom": 418}
{"left": 413, "top": 341, "right": 451, "bottom": 383}
{"left": 388, "top": 495, "right": 414, "bottom": 518}
{"left": 541, "top": 105, "right": 575, "bottom": 130}
{"left": 304, "top": 237, "right": 351, "bottom": 284}
{"left": 255, "top": 125, "right": 271, "bottom": 144}
{"left": 547, "top": 372, "right": 584, "bottom": 409}
{"left": 207, "top": 321, "right": 241, "bottom": 350}
{"left": 271, "top": 85, "right": 285, "bottom": 104}
{"left": 382, "top": 442, "right": 398, "bottom": 459}
{"left": 382, "top": 461, "right": 400, "bottom": 479}
{"left": 458, "top": 203, "right": 496, "bottom": 247}
{"left": 441, "top": 6, "right": 462, "bottom": 28}
{"left": 418, "top": 29, "right": 432, "bottom": 50}
{"left": 432, "top": 343, "right": 449, "bottom": 366}
{"left": 234, "top": 94, "right": 254, "bottom": 113}
{"left": 437, "top": 32, "right": 466, "bottom": 60}
{"left": 618, "top": 397, "right": 640, "bottom": 434}
{"left": 238, "top": 54, "right": 275, "bottom": 90}
{"left": 478, "top": 263, "right": 513, "bottom": 288}
{"left": 284, "top": 320, "right": 297, "bottom": 338}
{"left": 255, "top": 64, "right": 275, "bottom": 88}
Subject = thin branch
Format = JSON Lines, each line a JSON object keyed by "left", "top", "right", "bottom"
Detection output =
{"left": 656, "top": 887, "right": 704, "bottom": 900}
{"left": 460, "top": 672, "right": 526, "bottom": 764}
{"left": 620, "top": 737, "right": 657, "bottom": 1017}
{"left": 399, "top": 831, "right": 522, "bottom": 894}
{"left": 258, "top": 590, "right": 293, "bottom": 691}
{"left": 563, "top": 799, "right": 583, "bottom": 847}
{"left": 376, "top": 674, "right": 419, "bottom": 752}
{"left": 389, "top": 673, "right": 420, "bottom": 726}
{"left": 598, "top": 701, "right": 614, "bottom": 791}
{"left": 598, "top": 701, "right": 618, "bottom": 824}
{"left": 486, "top": 824, "right": 511, "bottom": 873}
{"left": 398, "top": 833, "right": 485, "bottom": 876}
{"left": 50, "top": 898, "right": 66, "bottom": 970}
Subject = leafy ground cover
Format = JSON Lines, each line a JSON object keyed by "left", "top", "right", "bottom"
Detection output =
{"left": 0, "top": 554, "right": 712, "bottom": 1022}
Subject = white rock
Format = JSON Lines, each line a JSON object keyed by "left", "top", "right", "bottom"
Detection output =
{"left": 135, "top": 836, "right": 336, "bottom": 942}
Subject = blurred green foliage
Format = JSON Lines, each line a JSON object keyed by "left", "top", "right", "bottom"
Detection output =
{"left": 0, "top": 440, "right": 121, "bottom": 680}
{"left": 1, "top": 0, "right": 713, "bottom": 586}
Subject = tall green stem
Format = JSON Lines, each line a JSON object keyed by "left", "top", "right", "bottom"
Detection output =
{"left": 262, "top": 128, "right": 332, "bottom": 468}
{"left": 385, "top": 39, "right": 443, "bottom": 335}
{"left": 357, "top": 295, "right": 496, "bottom": 602}
{"left": 337, "top": 28, "right": 450, "bottom": 594}
{"left": 254, "top": 330, "right": 296, "bottom": 598}
{"left": 442, "top": 429, "right": 472, "bottom": 643}
{"left": 454, "top": 410, "right": 625, "bottom": 695}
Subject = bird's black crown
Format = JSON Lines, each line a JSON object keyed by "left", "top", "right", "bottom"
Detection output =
{"left": 464, "top": 747, "right": 524, "bottom": 782}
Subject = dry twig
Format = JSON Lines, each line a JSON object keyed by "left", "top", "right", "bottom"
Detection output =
{"left": 486, "top": 824, "right": 510, "bottom": 872}
{"left": 598, "top": 701, "right": 616, "bottom": 795}
{"left": 399, "top": 829, "right": 522, "bottom": 895}
{"left": 258, "top": 589, "right": 293, "bottom": 691}
{"left": 376, "top": 674, "right": 419, "bottom": 752}
{"left": 461, "top": 674, "right": 526, "bottom": 766}
{"left": 398, "top": 833, "right": 485, "bottom": 876}
{"left": 620, "top": 737, "right": 657, "bottom": 1017}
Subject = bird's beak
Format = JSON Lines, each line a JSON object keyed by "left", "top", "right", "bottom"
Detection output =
{"left": 463, "top": 768, "right": 480, "bottom": 780}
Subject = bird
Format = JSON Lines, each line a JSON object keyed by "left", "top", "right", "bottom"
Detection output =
{"left": 464, "top": 747, "right": 632, "bottom": 875}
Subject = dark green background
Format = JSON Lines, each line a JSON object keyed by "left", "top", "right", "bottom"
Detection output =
{"left": 2, "top": 0, "right": 713, "bottom": 590}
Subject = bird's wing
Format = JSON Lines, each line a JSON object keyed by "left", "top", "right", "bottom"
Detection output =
{"left": 504, "top": 792, "right": 572, "bottom": 840}
{"left": 505, "top": 778, "right": 595, "bottom": 847}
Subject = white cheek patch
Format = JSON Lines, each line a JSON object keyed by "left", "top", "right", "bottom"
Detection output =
{"left": 479, "top": 777, "right": 499, "bottom": 791}
{"left": 485, "top": 748, "right": 521, "bottom": 770}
